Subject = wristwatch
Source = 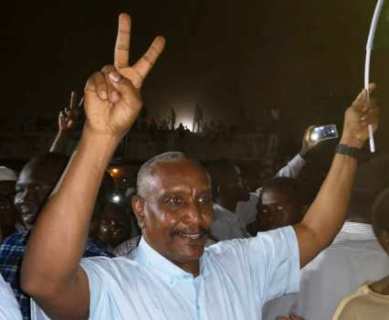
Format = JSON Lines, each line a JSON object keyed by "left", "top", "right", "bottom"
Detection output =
{"left": 335, "top": 144, "right": 360, "bottom": 159}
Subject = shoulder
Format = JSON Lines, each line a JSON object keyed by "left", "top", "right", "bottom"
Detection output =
{"left": 81, "top": 255, "right": 139, "bottom": 280}
{"left": 206, "top": 226, "right": 297, "bottom": 260}
{"left": 333, "top": 285, "right": 371, "bottom": 319}
{"left": 0, "top": 231, "right": 28, "bottom": 259}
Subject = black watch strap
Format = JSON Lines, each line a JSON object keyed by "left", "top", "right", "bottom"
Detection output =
{"left": 336, "top": 144, "right": 360, "bottom": 159}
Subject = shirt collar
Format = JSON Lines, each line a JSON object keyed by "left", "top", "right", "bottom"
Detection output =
{"left": 334, "top": 221, "right": 376, "bottom": 242}
{"left": 133, "top": 237, "right": 198, "bottom": 285}
{"left": 213, "top": 203, "right": 235, "bottom": 216}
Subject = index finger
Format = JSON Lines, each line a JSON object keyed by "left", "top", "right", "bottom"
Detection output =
{"left": 114, "top": 13, "right": 131, "bottom": 69}
{"left": 69, "top": 91, "right": 77, "bottom": 110}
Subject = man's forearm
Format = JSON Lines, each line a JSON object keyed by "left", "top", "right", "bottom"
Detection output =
{"left": 295, "top": 143, "right": 357, "bottom": 266}
{"left": 22, "top": 128, "right": 120, "bottom": 292}
{"left": 49, "top": 131, "right": 71, "bottom": 154}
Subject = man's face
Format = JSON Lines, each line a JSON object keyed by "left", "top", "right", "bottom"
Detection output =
{"left": 97, "top": 205, "right": 132, "bottom": 248}
{"left": 134, "top": 160, "right": 213, "bottom": 269}
{"left": 14, "top": 163, "right": 56, "bottom": 228}
{"left": 231, "top": 165, "right": 250, "bottom": 202}
{"left": 255, "top": 188, "right": 299, "bottom": 231}
{"left": 221, "top": 165, "right": 250, "bottom": 206}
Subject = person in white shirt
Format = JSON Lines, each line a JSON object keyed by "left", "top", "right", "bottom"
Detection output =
{"left": 236, "top": 126, "right": 319, "bottom": 230}
{"left": 20, "top": 12, "right": 378, "bottom": 320}
{"left": 207, "top": 160, "right": 250, "bottom": 240}
{"left": 209, "top": 128, "right": 318, "bottom": 241}
{"left": 333, "top": 188, "right": 389, "bottom": 319}
{"left": 246, "top": 177, "right": 306, "bottom": 235}
{"left": 0, "top": 274, "right": 22, "bottom": 320}
{"left": 263, "top": 159, "right": 389, "bottom": 320}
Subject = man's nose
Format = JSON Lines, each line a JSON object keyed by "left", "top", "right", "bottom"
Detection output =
{"left": 184, "top": 202, "right": 203, "bottom": 225}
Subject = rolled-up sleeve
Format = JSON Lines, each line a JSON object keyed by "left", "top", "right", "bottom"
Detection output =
{"left": 248, "top": 226, "right": 300, "bottom": 304}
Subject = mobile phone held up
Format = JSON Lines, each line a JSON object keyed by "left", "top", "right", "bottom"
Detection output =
{"left": 309, "top": 124, "right": 338, "bottom": 143}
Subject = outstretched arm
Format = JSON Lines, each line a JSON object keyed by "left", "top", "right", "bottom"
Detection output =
{"left": 21, "top": 13, "right": 165, "bottom": 319}
{"left": 294, "top": 85, "right": 379, "bottom": 267}
{"left": 49, "top": 90, "right": 79, "bottom": 154}
{"left": 275, "top": 126, "right": 318, "bottom": 178}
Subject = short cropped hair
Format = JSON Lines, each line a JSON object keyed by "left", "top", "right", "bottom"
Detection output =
{"left": 21, "top": 153, "right": 69, "bottom": 185}
{"left": 372, "top": 188, "right": 389, "bottom": 236}
{"left": 260, "top": 177, "right": 304, "bottom": 206}
{"left": 136, "top": 151, "right": 209, "bottom": 197}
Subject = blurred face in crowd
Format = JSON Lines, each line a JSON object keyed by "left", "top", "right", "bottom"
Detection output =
{"left": 217, "top": 164, "right": 249, "bottom": 210}
{"left": 14, "top": 160, "right": 59, "bottom": 229}
{"left": 96, "top": 203, "right": 132, "bottom": 248}
{"left": 0, "top": 180, "right": 19, "bottom": 239}
{"left": 133, "top": 159, "right": 213, "bottom": 272}
{"left": 230, "top": 165, "right": 250, "bottom": 203}
{"left": 255, "top": 188, "right": 301, "bottom": 231}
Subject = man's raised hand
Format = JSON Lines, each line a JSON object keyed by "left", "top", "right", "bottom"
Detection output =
{"left": 114, "top": 13, "right": 165, "bottom": 89}
{"left": 58, "top": 91, "right": 79, "bottom": 133}
{"left": 341, "top": 83, "right": 379, "bottom": 149}
{"left": 84, "top": 13, "right": 165, "bottom": 138}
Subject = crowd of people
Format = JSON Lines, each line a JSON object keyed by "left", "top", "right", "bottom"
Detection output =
{"left": 0, "top": 12, "right": 388, "bottom": 320}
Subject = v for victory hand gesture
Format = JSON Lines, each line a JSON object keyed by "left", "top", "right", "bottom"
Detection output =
{"left": 84, "top": 13, "right": 165, "bottom": 138}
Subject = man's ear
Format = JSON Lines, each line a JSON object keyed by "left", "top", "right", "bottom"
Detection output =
{"left": 132, "top": 195, "right": 145, "bottom": 229}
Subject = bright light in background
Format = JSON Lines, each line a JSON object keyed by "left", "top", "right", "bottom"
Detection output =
{"left": 110, "top": 167, "right": 120, "bottom": 177}
{"left": 111, "top": 194, "right": 121, "bottom": 203}
{"left": 177, "top": 116, "right": 193, "bottom": 131}
{"left": 169, "top": 99, "right": 196, "bottom": 132}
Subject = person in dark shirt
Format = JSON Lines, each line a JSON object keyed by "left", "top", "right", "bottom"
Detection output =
{"left": 0, "top": 153, "right": 112, "bottom": 320}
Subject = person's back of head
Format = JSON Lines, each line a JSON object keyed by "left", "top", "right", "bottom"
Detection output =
{"left": 347, "top": 154, "right": 389, "bottom": 223}
{"left": 372, "top": 188, "right": 389, "bottom": 255}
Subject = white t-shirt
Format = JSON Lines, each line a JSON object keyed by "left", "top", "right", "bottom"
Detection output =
{"left": 263, "top": 222, "right": 389, "bottom": 320}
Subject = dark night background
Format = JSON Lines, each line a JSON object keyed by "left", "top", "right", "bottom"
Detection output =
{"left": 1, "top": 0, "right": 388, "bottom": 152}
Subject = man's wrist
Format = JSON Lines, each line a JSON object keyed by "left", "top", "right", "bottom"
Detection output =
{"left": 339, "top": 134, "right": 364, "bottom": 149}
{"left": 336, "top": 144, "right": 360, "bottom": 159}
{"left": 81, "top": 127, "right": 122, "bottom": 152}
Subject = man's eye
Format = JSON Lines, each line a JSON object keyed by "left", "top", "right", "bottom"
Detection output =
{"left": 198, "top": 195, "right": 211, "bottom": 205}
{"left": 165, "top": 196, "right": 183, "bottom": 207}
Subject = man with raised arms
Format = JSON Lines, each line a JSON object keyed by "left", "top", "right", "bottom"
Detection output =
{"left": 21, "top": 13, "right": 379, "bottom": 320}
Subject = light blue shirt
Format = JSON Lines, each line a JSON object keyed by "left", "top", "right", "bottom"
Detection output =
{"left": 81, "top": 226, "right": 300, "bottom": 320}
{"left": 0, "top": 274, "right": 22, "bottom": 320}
